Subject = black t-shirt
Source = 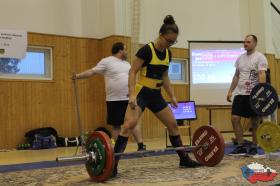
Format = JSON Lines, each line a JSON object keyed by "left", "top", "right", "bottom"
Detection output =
{"left": 135, "top": 42, "right": 171, "bottom": 80}
{"left": 136, "top": 42, "right": 172, "bottom": 66}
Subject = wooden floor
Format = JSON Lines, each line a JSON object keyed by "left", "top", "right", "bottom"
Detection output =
{"left": 0, "top": 133, "right": 238, "bottom": 166}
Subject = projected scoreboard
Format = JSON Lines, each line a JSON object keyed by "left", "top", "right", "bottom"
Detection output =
{"left": 191, "top": 49, "right": 245, "bottom": 84}
{"left": 189, "top": 41, "right": 245, "bottom": 105}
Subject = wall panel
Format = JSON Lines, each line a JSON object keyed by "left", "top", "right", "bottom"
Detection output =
{"left": 1, "top": 34, "right": 279, "bottom": 149}
{"left": 0, "top": 33, "right": 104, "bottom": 149}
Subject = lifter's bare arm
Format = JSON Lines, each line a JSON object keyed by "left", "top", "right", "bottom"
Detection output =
{"left": 227, "top": 69, "right": 240, "bottom": 102}
{"left": 72, "top": 69, "right": 96, "bottom": 80}
{"left": 128, "top": 57, "right": 145, "bottom": 109}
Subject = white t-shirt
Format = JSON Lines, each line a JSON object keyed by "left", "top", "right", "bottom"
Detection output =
{"left": 92, "top": 56, "right": 130, "bottom": 101}
{"left": 235, "top": 51, "right": 268, "bottom": 95}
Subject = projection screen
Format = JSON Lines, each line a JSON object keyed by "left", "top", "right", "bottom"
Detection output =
{"left": 189, "top": 41, "right": 245, "bottom": 105}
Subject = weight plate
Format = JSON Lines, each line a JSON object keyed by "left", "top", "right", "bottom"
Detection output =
{"left": 85, "top": 138, "right": 106, "bottom": 176}
{"left": 85, "top": 131, "right": 114, "bottom": 182}
{"left": 250, "top": 83, "right": 278, "bottom": 116}
{"left": 192, "top": 125, "right": 225, "bottom": 166}
{"left": 256, "top": 122, "right": 280, "bottom": 152}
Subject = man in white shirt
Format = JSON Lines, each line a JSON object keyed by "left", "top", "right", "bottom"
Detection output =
{"left": 227, "top": 34, "right": 268, "bottom": 155}
{"left": 73, "top": 42, "right": 146, "bottom": 151}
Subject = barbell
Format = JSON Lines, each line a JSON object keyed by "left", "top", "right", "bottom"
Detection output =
{"left": 56, "top": 125, "right": 225, "bottom": 182}
{"left": 57, "top": 82, "right": 278, "bottom": 181}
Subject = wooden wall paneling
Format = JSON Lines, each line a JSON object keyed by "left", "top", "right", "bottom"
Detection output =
{"left": 9, "top": 82, "right": 26, "bottom": 148}
{"left": 170, "top": 47, "right": 188, "bottom": 59}
{"left": 0, "top": 33, "right": 106, "bottom": 149}
{"left": 69, "top": 38, "right": 88, "bottom": 137}
{"left": 0, "top": 82, "right": 8, "bottom": 148}
{"left": 162, "top": 84, "right": 189, "bottom": 102}
{"left": 4, "top": 34, "right": 280, "bottom": 149}
{"left": 276, "top": 59, "right": 280, "bottom": 93}
{"left": 190, "top": 107, "right": 209, "bottom": 132}
{"left": 266, "top": 54, "right": 276, "bottom": 88}
{"left": 189, "top": 107, "right": 252, "bottom": 136}
{"left": 67, "top": 37, "right": 107, "bottom": 137}
{"left": 277, "top": 59, "right": 280, "bottom": 124}
{"left": 266, "top": 55, "right": 280, "bottom": 124}
{"left": 141, "top": 110, "right": 165, "bottom": 139}
{"left": 84, "top": 40, "right": 107, "bottom": 132}
{"left": 211, "top": 109, "right": 233, "bottom": 132}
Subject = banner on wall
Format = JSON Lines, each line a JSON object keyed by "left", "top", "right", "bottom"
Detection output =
{"left": 0, "top": 29, "right": 27, "bottom": 59}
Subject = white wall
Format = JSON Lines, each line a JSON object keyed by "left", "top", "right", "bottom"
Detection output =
{"left": 81, "top": 0, "right": 116, "bottom": 38}
{"left": 0, "top": 0, "right": 116, "bottom": 38}
{"left": 272, "top": 0, "right": 280, "bottom": 7}
{"left": 99, "top": 0, "right": 115, "bottom": 38}
{"left": 0, "top": 0, "right": 274, "bottom": 53}
{"left": 0, "top": 0, "right": 82, "bottom": 37}
{"left": 81, "top": 0, "right": 101, "bottom": 38}
{"left": 114, "top": 0, "right": 132, "bottom": 36}
{"left": 0, "top": 0, "right": 247, "bottom": 41}
{"left": 263, "top": 0, "right": 275, "bottom": 54}
{"left": 246, "top": 0, "right": 267, "bottom": 53}
{"left": 139, "top": 0, "right": 244, "bottom": 48}
{"left": 138, "top": 0, "right": 276, "bottom": 53}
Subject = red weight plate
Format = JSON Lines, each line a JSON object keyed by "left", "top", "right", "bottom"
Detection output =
{"left": 86, "top": 131, "right": 114, "bottom": 182}
{"left": 192, "top": 125, "right": 225, "bottom": 166}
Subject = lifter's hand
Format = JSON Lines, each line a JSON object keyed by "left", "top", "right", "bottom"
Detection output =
{"left": 170, "top": 96, "right": 178, "bottom": 108}
{"left": 226, "top": 91, "right": 232, "bottom": 102}
{"left": 72, "top": 74, "right": 78, "bottom": 80}
{"left": 128, "top": 96, "right": 137, "bottom": 109}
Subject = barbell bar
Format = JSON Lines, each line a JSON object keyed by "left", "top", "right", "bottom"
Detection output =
{"left": 56, "top": 125, "right": 225, "bottom": 182}
{"left": 56, "top": 143, "right": 209, "bottom": 162}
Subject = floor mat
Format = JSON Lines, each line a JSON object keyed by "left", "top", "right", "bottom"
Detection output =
{"left": 0, "top": 143, "right": 274, "bottom": 173}
{"left": 0, "top": 154, "right": 279, "bottom": 186}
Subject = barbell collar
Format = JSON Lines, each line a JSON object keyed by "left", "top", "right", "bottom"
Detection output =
{"left": 56, "top": 153, "right": 91, "bottom": 162}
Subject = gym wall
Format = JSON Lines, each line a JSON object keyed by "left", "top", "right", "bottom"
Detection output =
{"left": 0, "top": 33, "right": 279, "bottom": 149}
{"left": 0, "top": 33, "right": 131, "bottom": 149}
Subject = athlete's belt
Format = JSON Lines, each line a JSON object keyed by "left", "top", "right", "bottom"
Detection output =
{"left": 138, "top": 76, "right": 163, "bottom": 89}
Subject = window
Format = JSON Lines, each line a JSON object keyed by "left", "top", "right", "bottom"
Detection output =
{"left": 0, "top": 46, "right": 52, "bottom": 80}
{"left": 168, "top": 58, "right": 188, "bottom": 83}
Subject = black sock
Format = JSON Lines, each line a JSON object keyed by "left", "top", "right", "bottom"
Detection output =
{"left": 138, "top": 142, "right": 144, "bottom": 149}
{"left": 114, "top": 135, "right": 128, "bottom": 169}
{"left": 169, "top": 135, "right": 190, "bottom": 161}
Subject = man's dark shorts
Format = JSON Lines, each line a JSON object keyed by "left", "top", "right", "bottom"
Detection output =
{"left": 106, "top": 100, "right": 128, "bottom": 126}
{"left": 232, "top": 95, "right": 257, "bottom": 118}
